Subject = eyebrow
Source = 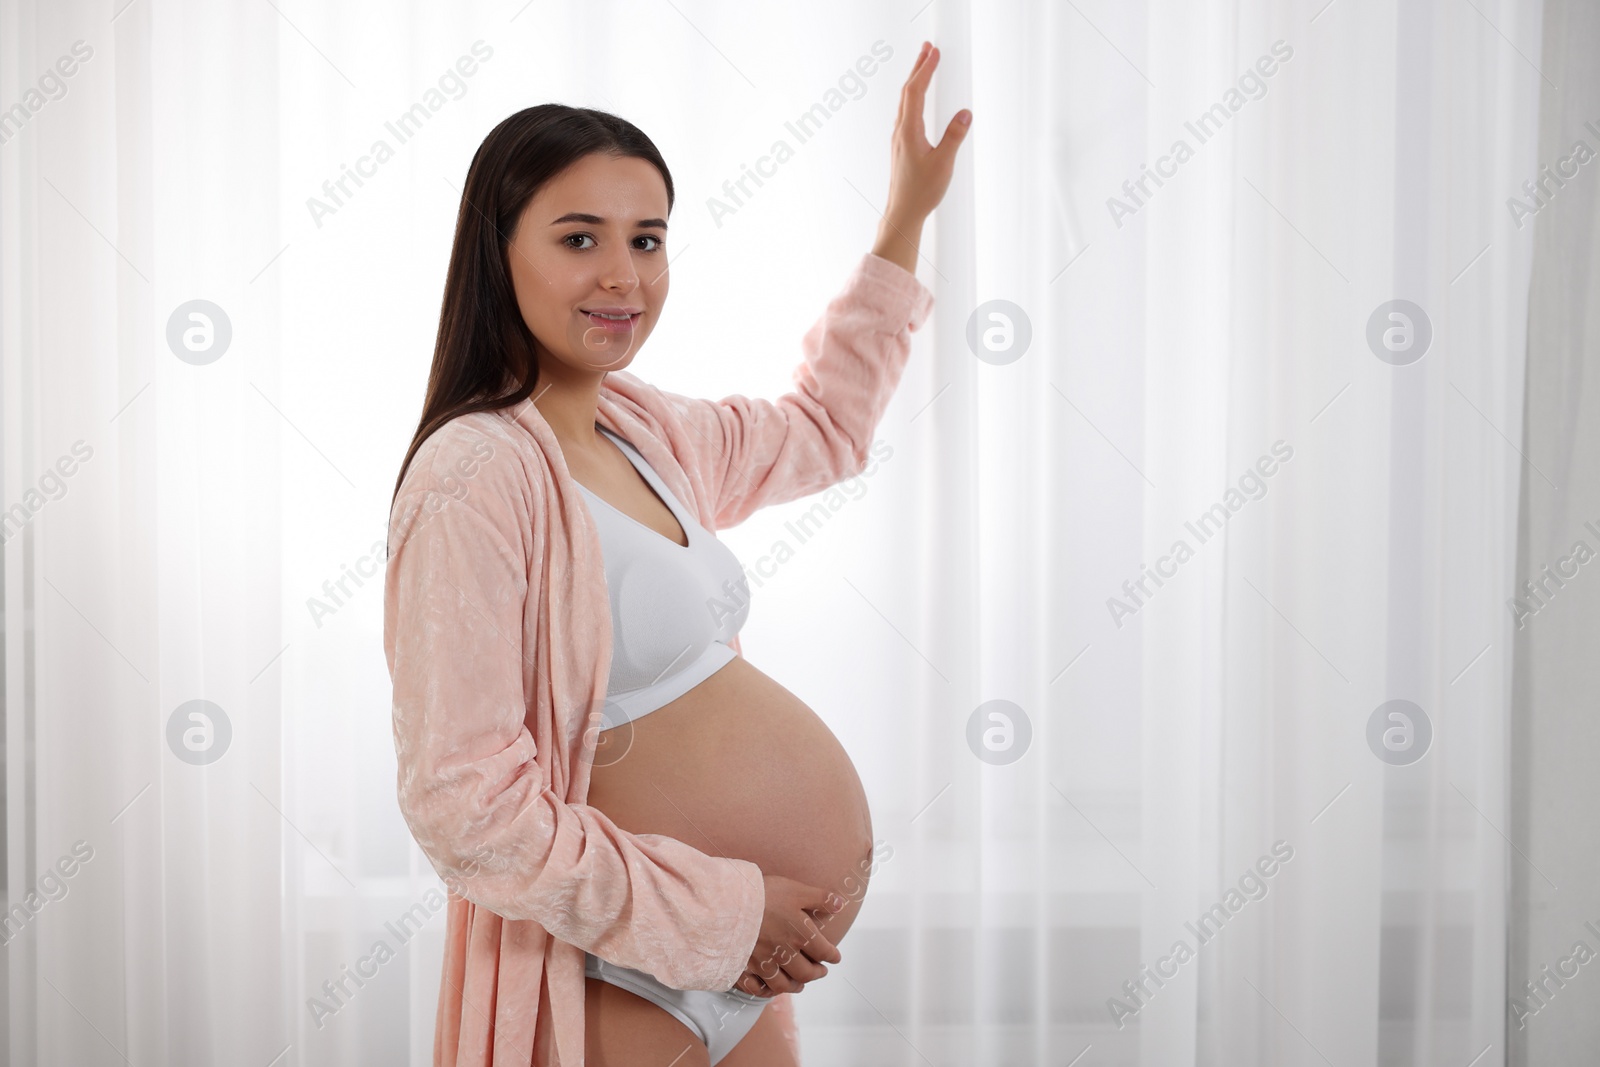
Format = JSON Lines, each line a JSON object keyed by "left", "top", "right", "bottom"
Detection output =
{"left": 549, "top": 212, "right": 667, "bottom": 230}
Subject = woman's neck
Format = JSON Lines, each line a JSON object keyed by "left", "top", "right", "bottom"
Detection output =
{"left": 531, "top": 373, "right": 607, "bottom": 456}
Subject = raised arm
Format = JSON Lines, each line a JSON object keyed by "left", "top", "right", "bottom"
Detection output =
{"left": 659, "top": 251, "right": 934, "bottom": 531}
{"left": 659, "top": 40, "right": 968, "bottom": 532}
{"left": 383, "top": 424, "right": 764, "bottom": 992}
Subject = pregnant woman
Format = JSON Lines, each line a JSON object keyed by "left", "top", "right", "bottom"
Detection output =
{"left": 384, "top": 43, "right": 968, "bottom": 1067}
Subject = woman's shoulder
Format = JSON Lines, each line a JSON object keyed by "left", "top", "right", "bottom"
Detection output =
{"left": 394, "top": 407, "right": 537, "bottom": 520}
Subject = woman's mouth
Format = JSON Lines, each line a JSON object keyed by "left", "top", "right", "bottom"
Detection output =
{"left": 581, "top": 309, "right": 641, "bottom": 334}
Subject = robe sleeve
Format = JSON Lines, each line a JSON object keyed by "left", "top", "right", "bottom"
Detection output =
{"left": 383, "top": 434, "right": 765, "bottom": 993}
{"left": 660, "top": 251, "right": 935, "bottom": 530}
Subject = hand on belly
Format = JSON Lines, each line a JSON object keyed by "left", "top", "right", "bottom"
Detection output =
{"left": 585, "top": 654, "right": 878, "bottom": 992}
{"left": 734, "top": 871, "right": 847, "bottom": 996}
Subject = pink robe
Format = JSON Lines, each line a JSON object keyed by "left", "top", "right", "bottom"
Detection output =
{"left": 383, "top": 251, "right": 935, "bottom": 1065}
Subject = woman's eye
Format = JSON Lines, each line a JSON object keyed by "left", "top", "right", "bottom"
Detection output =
{"left": 563, "top": 233, "right": 663, "bottom": 252}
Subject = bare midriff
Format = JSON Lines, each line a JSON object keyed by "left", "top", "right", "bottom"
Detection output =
{"left": 583, "top": 652, "right": 877, "bottom": 964}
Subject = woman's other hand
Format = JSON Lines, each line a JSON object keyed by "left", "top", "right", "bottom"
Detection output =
{"left": 731, "top": 873, "right": 846, "bottom": 997}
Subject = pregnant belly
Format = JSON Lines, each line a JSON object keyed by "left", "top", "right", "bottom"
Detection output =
{"left": 584, "top": 652, "right": 878, "bottom": 955}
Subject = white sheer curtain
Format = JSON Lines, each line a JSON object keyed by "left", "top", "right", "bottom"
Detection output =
{"left": 819, "top": 1, "right": 1539, "bottom": 1063}
{"left": 1508, "top": 0, "right": 1600, "bottom": 1063}
{"left": 0, "top": 0, "right": 1550, "bottom": 1065}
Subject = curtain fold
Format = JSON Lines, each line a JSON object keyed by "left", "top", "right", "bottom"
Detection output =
{"left": 4, "top": 0, "right": 294, "bottom": 1062}
{"left": 0, "top": 1, "right": 1554, "bottom": 1064}
{"left": 1508, "top": 0, "right": 1600, "bottom": 1062}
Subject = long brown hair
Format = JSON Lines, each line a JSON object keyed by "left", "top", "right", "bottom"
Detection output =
{"left": 389, "top": 104, "right": 676, "bottom": 511}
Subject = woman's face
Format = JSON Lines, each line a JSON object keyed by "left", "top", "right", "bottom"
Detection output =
{"left": 507, "top": 152, "right": 670, "bottom": 378}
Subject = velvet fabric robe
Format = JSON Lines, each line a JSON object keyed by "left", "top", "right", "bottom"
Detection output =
{"left": 384, "top": 251, "right": 934, "bottom": 1065}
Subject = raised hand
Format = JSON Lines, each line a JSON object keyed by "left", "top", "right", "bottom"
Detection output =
{"left": 873, "top": 40, "right": 972, "bottom": 272}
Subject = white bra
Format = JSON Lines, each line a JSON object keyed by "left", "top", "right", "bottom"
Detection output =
{"left": 575, "top": 425, "right": 750, "bottom": 727}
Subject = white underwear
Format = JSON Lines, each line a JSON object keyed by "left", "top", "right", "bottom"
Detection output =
{"left": 583, "top": 951, "right": 770, "bottom": 1063}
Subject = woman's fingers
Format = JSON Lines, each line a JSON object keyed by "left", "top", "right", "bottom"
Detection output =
{"left": 796, "top": 917, "right": 843, "bottom": 966}
{"left": 737, "top": 970, "right": 777, "bottom": 997}
{"left": 780, "top": 942, "right": 831, "bottom": 982}
{"left": 899, "top": 42, "right": 938, "bottom": 144}
{"left": 754, "top": 957, "right": 806, "bottom": 994}
{"left": 761, "top": 935, "right": 830, "bottom": 984}
{"left": 905, "top": 39, "right": 929, "bottom": 81}
{"left": 739, "top": 934, "right": 833, "bottom": 996}
{"left": 937, "top": 109, "right": 972, "bottom": 154}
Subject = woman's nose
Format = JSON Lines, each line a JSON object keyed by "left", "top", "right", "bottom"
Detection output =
{"left": 598, "top": 249, "right": 639, "bottom": 292}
